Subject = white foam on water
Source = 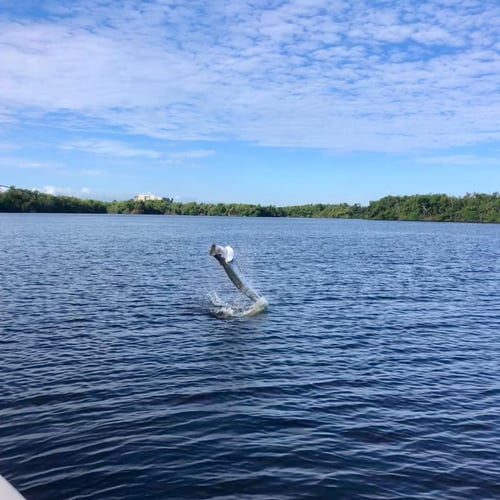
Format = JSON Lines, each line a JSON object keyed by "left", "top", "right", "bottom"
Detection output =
{"left": 207, "top": 292, "right": 268, "bottom": 318}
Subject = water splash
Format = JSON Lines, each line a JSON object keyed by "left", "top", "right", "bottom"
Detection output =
{"left": 207, "top": 292, "right": 268, "bottom": 318}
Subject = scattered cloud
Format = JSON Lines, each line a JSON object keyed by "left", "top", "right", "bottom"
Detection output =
{"left": 164, "top": 150, "right": 215, "bottom": 164}
{"left": 41, "top": 185, "right": 58, "bottom": 195}
{"left": 416, "top": 154, "right": 500, "bottom": 166}
{"left": 40, "top": 185, "right": 91, "bottom": 196}
{"left": 0, "top": 157, "right": 64, "bottom": 169}
{"left": 60, "top": 139, "right": 162, "bottom": 159}
{"left": 78, "top": 168, "right": 104, "bottom": 176}
{"left": 59, "top": 139, "right": 215, "bottom": 165}
{"left": 0, "top": 0, "right": 498, "bottom": 152}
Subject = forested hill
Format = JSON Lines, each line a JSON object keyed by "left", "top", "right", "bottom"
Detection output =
{"left": 0, "top": 187, "right": 499, "bottom": 223}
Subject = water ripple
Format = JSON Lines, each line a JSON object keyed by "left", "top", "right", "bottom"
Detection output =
{"left": 1, "top": 215, "right": 499, "bottom": 499}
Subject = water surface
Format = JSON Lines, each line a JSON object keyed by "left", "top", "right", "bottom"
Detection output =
{"left": 1, "top": 214, "right": 500, "bottom": 499}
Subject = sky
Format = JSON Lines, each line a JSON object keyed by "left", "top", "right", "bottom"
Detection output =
{"left": 0, "top": 0, "right": 499, "bottom": 205}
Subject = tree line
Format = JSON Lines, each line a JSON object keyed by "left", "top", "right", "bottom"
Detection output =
{"left": 0, "top": 187, "right": 498, "bottom": 223}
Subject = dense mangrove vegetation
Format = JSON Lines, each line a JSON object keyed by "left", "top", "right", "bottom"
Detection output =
{"left": 0, "top": 187, "right": 108, "bottom": 214}
{"left": 1, "top": 187, "right": 499, "bottom": 223}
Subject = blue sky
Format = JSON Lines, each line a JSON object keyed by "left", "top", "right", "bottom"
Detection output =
{"left": 0, "top": 0, "right": 499, "bottom": 205}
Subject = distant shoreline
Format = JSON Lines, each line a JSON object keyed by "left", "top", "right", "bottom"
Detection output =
{"left": 0, "top": 187, "right": 498, "bottom": 223}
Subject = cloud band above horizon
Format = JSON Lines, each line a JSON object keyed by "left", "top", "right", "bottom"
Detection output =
{"left": 0, "top": 0, "right": 499, "bottom": 153}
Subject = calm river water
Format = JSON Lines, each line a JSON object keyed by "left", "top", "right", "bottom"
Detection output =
{"left": 1, "top": 214, "right": 499, "bottom": 499}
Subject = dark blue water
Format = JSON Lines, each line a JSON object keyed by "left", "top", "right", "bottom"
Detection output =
{"left": 1, "top": 214, "right": 499, "bottom": 499}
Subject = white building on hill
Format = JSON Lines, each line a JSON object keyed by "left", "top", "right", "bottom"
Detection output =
{"left": 134, "top": 193, "right": 164, "bottom": 201}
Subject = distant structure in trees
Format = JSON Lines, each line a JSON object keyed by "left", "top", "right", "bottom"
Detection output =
{"left": 134, "top": 193, "right": 164, "bottom": 201}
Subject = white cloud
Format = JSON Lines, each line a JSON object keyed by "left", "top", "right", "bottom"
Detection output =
{"left": 60, "top": 139, "right": 215, "bottom": 164}
{"left": 164, "top": 149, "right": 215, "bottom": 164}
{"left": 0, "top": 0, "right": 498, "bottom": 152}
{"left": 78, "top": 168, "right": 104, "bottom": 176}
{"left": 0, "top": 157, "right": 64, "bottom": 169}
{"left": 41, "top": 185, "right": 58, "bottom": 195}
{"left": 60, "top": 139, "right": 162, "bottom": 159}
{"left": 416, "top": 154, "right": 500, "bottom": 166}
{"left": 40, "top": 185, "right": 91, "bottom": 196}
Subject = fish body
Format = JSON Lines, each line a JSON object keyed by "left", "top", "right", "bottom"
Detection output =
{"left": 209, "top": 244, "right": 261, "bottom": 303}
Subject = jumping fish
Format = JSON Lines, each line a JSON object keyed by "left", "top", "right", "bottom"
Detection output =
{"left": 209, "top": 244, "right": 262, "bottom": 303}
